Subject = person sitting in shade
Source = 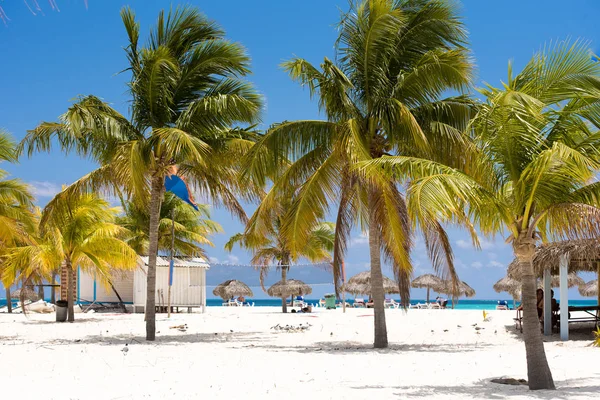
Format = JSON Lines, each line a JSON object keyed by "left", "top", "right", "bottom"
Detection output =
{"left": 517, "top": 288, "right": 544, "bottom": 321}
{"left": 366, "top": 297, "right": 375, "bottom": 308}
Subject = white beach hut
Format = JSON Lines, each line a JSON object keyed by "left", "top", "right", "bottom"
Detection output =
{"left": 77, "top": 256, "right": 210, "bottom": 313}
{"left": 133, "top": 256, "right": 210, "bottom": 313}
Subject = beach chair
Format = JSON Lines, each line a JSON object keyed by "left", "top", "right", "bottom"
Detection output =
{"left": 496, "top": 300, "right": 508, "bottom": 310}
{"left": 384, "top": 299, "right": 399, "bottom": 309}
{"left": 409, "top": 303, "right": 420, "bottom": 309}
{"left": 353, "top": 298, "right": 366, "bottom": 308}
{"left": 222, "top": 299, "right": 237, "bottom": 306}
{"left": 319, "top": 299, "right": 326, "bottom": 308}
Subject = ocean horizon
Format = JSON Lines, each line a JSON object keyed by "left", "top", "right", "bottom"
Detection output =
{"left": 2, "top": 298, "right": 597, "bottom": 310}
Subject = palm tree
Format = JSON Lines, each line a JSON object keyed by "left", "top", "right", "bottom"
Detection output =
{"left": 225, "top": 194, "right": 334, "bottom": 313}
{"left": 244, "top": 0, "right": 473, "bottom": 347}
{"left": 360, "top": 41, "right": 600, "bottom": 390}
{"left": 117, "top": 192, "right": 222, "bottom": 257}
{"left": 2, "top": 190, "right": 138, "bottom": 321}
{"left": 0, "top": 129, "right": 35, "bottom": 313}
{"left": 18, "top": 6, "right": 262, "bottom": 339}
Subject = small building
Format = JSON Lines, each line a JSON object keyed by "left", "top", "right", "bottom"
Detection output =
{"left": 77, "top": 256, "right": 210, "bottom": 313}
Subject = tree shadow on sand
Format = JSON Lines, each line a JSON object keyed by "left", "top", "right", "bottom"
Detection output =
{"left": 504, "top": 322, "right": 597, "bottom": 343}
{"left": 243, "top": 340, "right": 496, "bottom": 355}
{"left": 351, "top": 377, "right": 600, "bottom": 399}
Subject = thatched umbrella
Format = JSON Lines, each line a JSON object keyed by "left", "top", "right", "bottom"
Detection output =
{"left": 493, "top": 276, "right": 521, "bottom": 308}
{"left": 342, "top": 271, "right": 398, "bottom": 296}
{"left": 433, "top": 280, "right": 475, "bottom": 308}
{"left": 578, "top": 280, "right": 598, "bottom": 297}
{"left": 411, "top": 274, "right": 443, "bottom": 302}
{"left": 267, "top": 279, "right": 312, "bottom": 299}
{"left": 11, "top": 287, "right": 40, "bottom": 302}
{"left": 212, "top": 280, "right": 253, "bottom": 300}
{"left": 549, "top": 273, "right": 585, "bottom": 289}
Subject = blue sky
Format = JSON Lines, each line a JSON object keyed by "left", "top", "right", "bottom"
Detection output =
{"left": 1, "top": 0, "right": 599, "bottom": 300}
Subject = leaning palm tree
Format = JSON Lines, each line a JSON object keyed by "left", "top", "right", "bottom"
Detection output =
{"left": 18, "top": 6, "right": 262, "bottom": 339}
{"left": 117, "top": 193, "right": 222, "bottom": 257}
{"left": 360, "top": 41, "right": 600, "bottom": 389}
{"left": 225, "top": 194, "right": 334, "bottom": 313}
{"left": 0, "top": 129, "right": 35, "bottom": 313}
{"left": 2, "top": 189, "right": 138, "bottom": 321}
{"left": 244, "top": 0, "right": 472, "bottom": 347}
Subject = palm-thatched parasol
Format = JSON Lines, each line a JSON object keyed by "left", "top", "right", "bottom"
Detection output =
{"left": 11, "top": 287, "right": 40, "bottom": 302}
{"left": 267, "top": 279, "right": 312, "bottom": 298}
{"left": 578, "top": 280, "right": 598, "bottom": 297}
{"left": 548, "top": 273, "right": 585, "bottom": 288}
{"left": 411, "top": 274, "right": 443, "bottom": 302}
{"left": 212, "top": 280, "right": 253, "bottom": 300}
{"left": 341, "top": 271, "right": 398, "bottom": 296}
{"left": 435, "top": 280, "right": 476, "bottom": 298}
{"left": 493, "top": 276, "right": 521, "bottom": 299}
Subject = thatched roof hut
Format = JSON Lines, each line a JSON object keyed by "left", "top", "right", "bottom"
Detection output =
{"left": 267, "top": 279, "right": 312, "bottom": 298}
{"left": 212, "top": 280, "right": 253, "bottom": 300}
{"left": 493, "top": 276, "right": 521, "bottom": 299}
{"left": 548, "top": 273, "right": 585, "bottom": 289}
{"left": 411, "top": 274, "right": 443, "bottom": 302}
{"left": 578, "top": 280, "right": 598, "bottom": 297}
{"left": 341, "top": 271, "right": 398, "bottom": 296}
{"left": 11, "top": 288, "right": 40, "bottom": 302}
{"left": 436, "top": 280, "right": 476, "bottom": 298}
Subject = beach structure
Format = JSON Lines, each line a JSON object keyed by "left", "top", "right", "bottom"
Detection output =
{"left": 579, "top": 280, "right": 598, "bottom": 297}
{"left": 77, "top": 256, "right": 210, "bottom": 313}
{"left": 213, "top": 280, "right": 253, "bottom": 304}
{"left": 267, "top": 279, "right": 312, "bottom": 307}
{"left": 411, "top": 274, "right": 443, "bottom": 303}
{"left": 493, "top": 276, "right": 521, "bottom": 308}
{"left": 508, "top": 239, "right": 600, "bottom": 340}
{"left": 342, "top": 271, "right": 399, "bottom": 297}
{"left": 11, "top": 287, "right": 39, "bottom": 302}
{"left": 434, "top": 280, "right": 475, "bottom": 308}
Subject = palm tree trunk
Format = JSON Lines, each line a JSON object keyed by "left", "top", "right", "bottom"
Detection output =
{"left": 66, "top": 259, "right": 75, "bottom": 322}
{"left": 368, "top": 190, "right": 388, "bottom": 349}
{"left": 514, "top": 238, "right": 555, "bottom": 390}
{"left": 426, "top": 287, "right": 430, "bottom": 303}
{"left": 145, "top": 175, "right": 165, "bottom": 341}
{"left": 6, "top": 286, "right": 12, "bottom": 313}
{"left": 281, "top": 265, "right": 288, "bottom": 313}
{"left": 50, "top": 272, "right": 56, "bottom": 304}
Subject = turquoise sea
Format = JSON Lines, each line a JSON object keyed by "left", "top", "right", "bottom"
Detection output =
{"left": 3, "top": 298, "right": 596, "bottom": 310}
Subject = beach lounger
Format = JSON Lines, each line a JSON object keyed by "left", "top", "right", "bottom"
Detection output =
{"left": 428, "top": 303, "right": 441, "bottom": 309}
{"left": 384, "top": 299, "right": 399, "bottom": 309}
{"left": 409, "top": 303, "right": 420, "bottom": 309}
{"left": 353, "top": 298, "right": 366, "bottom": 308}
{"left": 318, "top": 299, "right": 326, "bottom": 308}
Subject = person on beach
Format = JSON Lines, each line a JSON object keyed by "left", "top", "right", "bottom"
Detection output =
{"left": 366, "top": 297, "right": 374, "bottom": 308}
{"left": 517, "top": 288, "right": 544, "bottom": 320}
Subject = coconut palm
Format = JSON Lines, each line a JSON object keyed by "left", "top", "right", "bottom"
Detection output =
{"left": 0, "top": 129, "right": 35, "bottom": 313}
{"left": 360, "top": 41, "right": 600, "bottom": 389}
{"left": 243, "top": 0, "right": 473, "bottom": 347}
{"left": 225, "top": 194, "right": 334, "bottom": 313}
{"left": 117, "top": 192, "right": 222, "bottom": 257}
{"left": 2, "top": 189, "right": 138, "bottom": 321}
{"left": 18, "top": 6, "right": 262, "bottom": 339}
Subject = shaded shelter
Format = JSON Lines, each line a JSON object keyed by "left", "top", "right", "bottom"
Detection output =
{"left": 411, "top": 274, "right": 443, "bottom": 303}
{"left": 11, "top": 287, "right": 40, "bottom": 302}
{"left": 342, "top": 271, "right": 399, "bottom": 296}
{"left": 493, "top": 276, "right": 521, "bottom": 308}
{"left": 267, "top": 279, "right": 312, "bottom": 298}
{"left": 212, "top": 279, "right": 253, "bottom": 300}
{"left": 507, "top": 239, "right": 600, "bottom": 340}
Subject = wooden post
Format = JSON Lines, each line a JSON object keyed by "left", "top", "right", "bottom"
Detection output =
{"left": 168, "top": 209, "right": 175, "bottom": 318}
{"left": 559, "top": 254, "right": 569, "bottom": 341}
{"left": 342, "top": 261, "right": 346, "bottom": 313}
{"left": 6, "top": 286, "right": 12, "bottom": 313}
{"left": 543, "top": 269, "right": 551, "bottom": 336}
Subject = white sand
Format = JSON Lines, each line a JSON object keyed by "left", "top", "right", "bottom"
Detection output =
{"left": 1, "top": 307, "right": 598, "bottom": 399}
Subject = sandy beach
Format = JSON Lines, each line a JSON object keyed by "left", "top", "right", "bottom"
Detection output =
{"left": 1, "top": 307, "right": 598, "bottom": 399}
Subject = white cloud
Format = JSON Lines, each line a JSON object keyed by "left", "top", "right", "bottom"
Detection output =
{"left": 208, "top": 256, "right": 219, "bottom": 264}
{"left": 351, "top": 233, "right": 369, "bottom": 246}
{"left": 480, "top": 239, "right": 495, "bottom": 250}
{"left": 29, "top": 181, "right": 61, "bottom": 198}
{"left": 456, "top": 239, "right": 470, "bottom": 249}
{"left": 454, "top": 258, "right": 467, "bottom": 269}
{"left": 487, "top": 252, "right": 498, "bottom": 260}
{"left": 488, "top": 260, "right": 504, "bottom": 268}
{"left": 471, "top": 261, "right": 483, "bottom": 269}
{"left": 227, "top": 255, "right": 240, "bottom": 264}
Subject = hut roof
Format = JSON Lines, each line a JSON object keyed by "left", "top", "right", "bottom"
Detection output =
{"left": 267, "top": 279, "right": 312, "bottom": 298}
{"left": 508, "top": 239, "right": 600, "bottom": 279}
{"left": 138, "top": 256, "right": 210, "bottom": 268}
{"left": 341, "top": 271, "right": 398, "bottom": 296}
{"left": 212, "top": 280, "right": 253, "bottom": 300}
{"left": 411, "top": 274, "right": 443, "bottom": 289}
{"left": 11, "top": 288, "right": 40, "bottom": 301}
{"left": 436, "top": 280, "right": 476, "bottom": 298}
{"left": 493, "top": 276, "right": 521, "bottom": 299}
{"left": 578, "top": 280, "right": 598, "bottom": 297}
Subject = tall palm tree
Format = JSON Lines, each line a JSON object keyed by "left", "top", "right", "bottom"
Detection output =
{"left": 225, "top": 194, "right": 334, "bottom": 313}
{"left": 117, "top": 192, "right": 222, "bottom": 257}
{"left": 244, "top": 0, "right": 473, "bottom": 347}
{"left": 18, "top": 6, "right": 263, "bottom": 339}
{"left": 0, "top": 129, "right": 35, "bottom": 313}
{"left": 360, "top": 41, "right": 600, "bottom": 390}
{"left": 2, "top": 190, "right": 138, "bottom": 321}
